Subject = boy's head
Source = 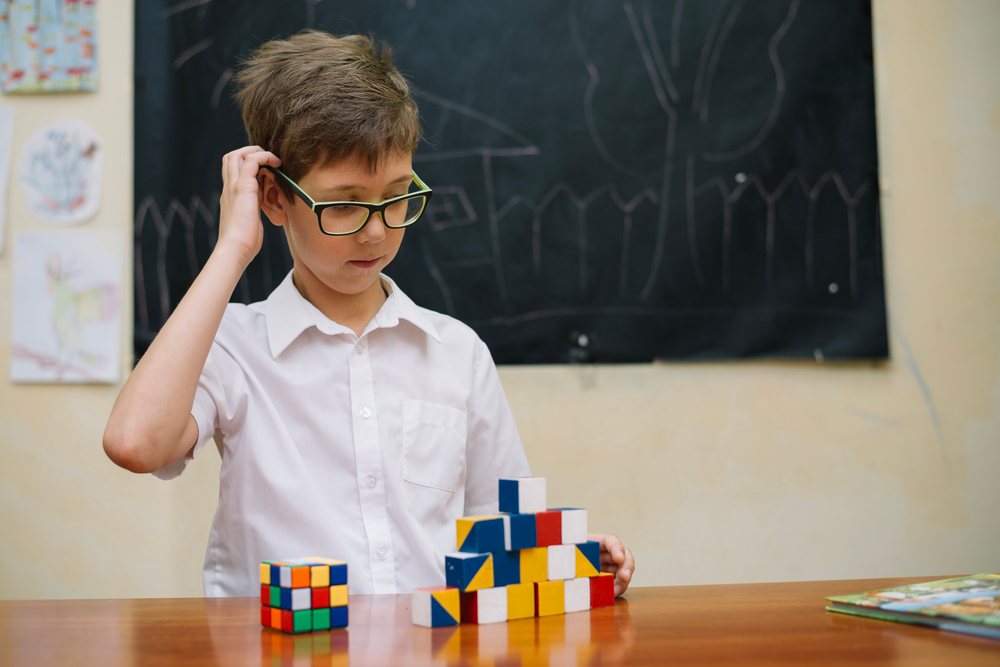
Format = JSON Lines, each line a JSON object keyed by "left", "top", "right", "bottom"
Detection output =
{"left": 233, "top": 30, "right": 420, "bottom": 188}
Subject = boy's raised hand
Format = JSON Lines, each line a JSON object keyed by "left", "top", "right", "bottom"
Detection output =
{"left": 589, "top": 533, "right": 635, "bottom": 597}
{"left": 217, "top": 146, "right": 281, "bottom": 266}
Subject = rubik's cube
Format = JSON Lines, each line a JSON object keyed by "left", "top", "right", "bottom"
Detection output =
{"left": 260, "top": 557, "right": 349, "bottom": 633}
{"left": 412, "top": 477, "right": 616, "bottom": 627}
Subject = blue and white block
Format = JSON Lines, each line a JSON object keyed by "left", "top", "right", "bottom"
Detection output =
{"left": 502, "top": 513, "right": 537, "bottom": 551}
{"left": 498, "top": 477, "right": 546, "bottom": 514}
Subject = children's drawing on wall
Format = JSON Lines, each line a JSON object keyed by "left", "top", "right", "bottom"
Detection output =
{"left": 19, "top": 119, "right": 101, "bottom": 225}
{"left": 0, "top": 104, "right": 11, "bottom": 253}
{"left": 0, "top": 0, "right": 98, "bottom": 93}
{"left": 11, "top": 229, "right": 122, "bottom": 383}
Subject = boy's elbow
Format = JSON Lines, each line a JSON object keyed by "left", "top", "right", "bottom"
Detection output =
{"left": 102, "top": 424, "right": 161, "bottom": 474}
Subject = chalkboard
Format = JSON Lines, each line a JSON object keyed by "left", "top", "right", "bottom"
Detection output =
{"left": 134, "top": 0, "right": 886, "bottom": 364}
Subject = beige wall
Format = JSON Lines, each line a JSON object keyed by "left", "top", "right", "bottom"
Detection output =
{"left": 1, "top": 0, "right": 997, "bottom": 599}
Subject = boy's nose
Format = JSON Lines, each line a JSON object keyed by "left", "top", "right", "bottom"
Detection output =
{"left": 358, "top": 211, "right": 388, "bottom": 242}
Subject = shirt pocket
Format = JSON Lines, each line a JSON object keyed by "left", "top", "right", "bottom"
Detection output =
{"left": 401, "top": 399, "right": 468, "bottom": 492}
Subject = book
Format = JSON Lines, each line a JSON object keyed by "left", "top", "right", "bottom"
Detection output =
{"left": 826, "top": 574, "right": 1000, "bottom": 639}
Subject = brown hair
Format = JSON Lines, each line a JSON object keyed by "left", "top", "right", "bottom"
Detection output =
{"left": 233, "top": 30, "right": 420, "bottom": 189}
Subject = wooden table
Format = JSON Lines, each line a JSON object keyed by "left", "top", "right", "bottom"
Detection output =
{"left": 1, "top": 578, "right": 997, "bottom": 666}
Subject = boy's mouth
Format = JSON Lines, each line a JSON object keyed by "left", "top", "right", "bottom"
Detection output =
{"left": 349, "top": 257, "right": 381, "bottom": 269}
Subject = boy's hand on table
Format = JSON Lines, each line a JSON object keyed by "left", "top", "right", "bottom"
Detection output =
{"left": 589, "top": 533, "right": 635, "bottom": 597}
{"left": 218, "top": 146, "right": 281, "bottom": 266}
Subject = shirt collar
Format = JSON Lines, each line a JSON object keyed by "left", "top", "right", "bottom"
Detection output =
{"left": 255, "top": 272, "right": 441, "bottom": 358}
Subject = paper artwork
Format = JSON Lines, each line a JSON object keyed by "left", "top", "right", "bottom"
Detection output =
{"left": 19, "top": 118, "right": 101, "bottom": 225}
{"left": 0, "top": 104, "right": 11, "bottom": 253}
{"left": 11, "top": 229, "right": 122, "bottom": 383}
{"left": 0, "top": 0, "right": 99, "bottom": 93}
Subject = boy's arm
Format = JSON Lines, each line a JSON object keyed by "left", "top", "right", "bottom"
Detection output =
{"left": 103, "top": 146, "right": 280, "bottom": 473}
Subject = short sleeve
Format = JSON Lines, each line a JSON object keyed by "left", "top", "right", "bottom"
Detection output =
{"left": 150, "top": 342, "right": 225, "bottom": 481}
{"left": 463, "top": 339, "right": 531, "bottom": 515}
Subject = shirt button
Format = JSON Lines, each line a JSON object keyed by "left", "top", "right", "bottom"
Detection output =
{"left": 359, "top": 407, "right": 372, "bottom": 419}
{"left": 375, "top": 545, "right": 388, "bottom": 559}
{"left": 365, "top": 474, "right": 377, "bottom": 488}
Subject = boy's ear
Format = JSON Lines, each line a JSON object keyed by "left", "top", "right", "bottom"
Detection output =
{"left": 259, "top": 169, "right": 290, "bottom": 228}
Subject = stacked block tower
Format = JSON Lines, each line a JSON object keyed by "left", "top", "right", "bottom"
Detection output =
{"left": 412, "top": 477, "right": 614, "bottom": 627}
{"left": 260, "top": 557, "right": 349, "bottom": 633}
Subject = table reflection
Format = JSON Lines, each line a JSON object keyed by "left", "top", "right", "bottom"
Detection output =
{"left": 256, "top": 595, "right": 635, "bottom": 666}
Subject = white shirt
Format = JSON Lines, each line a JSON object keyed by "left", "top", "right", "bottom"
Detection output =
{"left": 153, "top": 272, "right": 530, "bottom": 596}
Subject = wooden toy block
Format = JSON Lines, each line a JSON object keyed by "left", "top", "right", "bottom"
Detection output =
{"left": 456, "top": 515, "right": 506, "bottom": 553}
{"left": 498, "top": 477, "right": 546, "bottom": 514}
{"left": 329, "top": 604, "right": 349, "bottom": 628}
{"left": 445, "top": 552, "right": 494, "bottom": 591}
{"left": 501, "top": 513, "right": 537, "bottom": 551}
{"left": 575, "top": 541, "right": 601, "bottom": 578}
{"left": 547, "top": 544, "right": 576, "bottom": 581}
{"left": 554, "top": 508, "right": 588, "bottom": 544}
{"left": 590, "top": 572, "right": 615, "bottom": 608}
{"left": 519, "top": 547, "right": 548, "bottom": 583}
{"left": 412, "top": 586, "right": 461, "bottom": 627}
{"left": 329, "top": 584, "right": 349, "bottom": 607}
{"left": 460, "top": 587, "right": 508, "bottom": 625}
{"left": 564, "top": 578, "right": 591, "bottom": 613}
{"left": 535, "top": 510, "right": 562, "bottom": 547}
{"left": 492, "top": 549, "right": 521, "bottom": 587}
{"left": 506, "top": 582, "right": 535, "bottom": 620}
{"left": 535, "top": 580, "right": 566, "bottom": 617}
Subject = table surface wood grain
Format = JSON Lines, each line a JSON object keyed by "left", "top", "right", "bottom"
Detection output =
{"left": 1, "top": 578, "right": 998, "bottom": 666}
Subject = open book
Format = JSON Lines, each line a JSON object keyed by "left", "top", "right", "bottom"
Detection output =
{"left": 826, "top": 574, "right": 1000, "bottom": 640}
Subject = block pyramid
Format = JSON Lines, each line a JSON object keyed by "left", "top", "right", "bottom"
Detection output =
{"left": 412, "top": 477, "right": 614, "bottom": 627}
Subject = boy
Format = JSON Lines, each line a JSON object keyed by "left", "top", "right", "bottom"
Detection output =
{"left": 104, "top": 30, "right": 634, "bottom": 597}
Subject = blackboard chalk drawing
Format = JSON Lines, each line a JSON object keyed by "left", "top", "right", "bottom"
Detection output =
{"left": 134, "top": 0, "right": 886, "bottom": 361}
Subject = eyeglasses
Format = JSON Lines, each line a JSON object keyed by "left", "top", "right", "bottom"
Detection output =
{"left": 264, "top": 166, "right": 433, "bottom": 236}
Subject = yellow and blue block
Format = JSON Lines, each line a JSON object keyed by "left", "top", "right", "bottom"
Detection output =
{"left": 412, "top": 586, "right": 461, "bottom": 627}
{"left": 457, "top": 515, "right": 506, "bottom": 554}
{"left": 575, "top": 541, "right": 601, "bottom": 578}
{"left": 445, "top": 552, "right": 494, "bottom": 591}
